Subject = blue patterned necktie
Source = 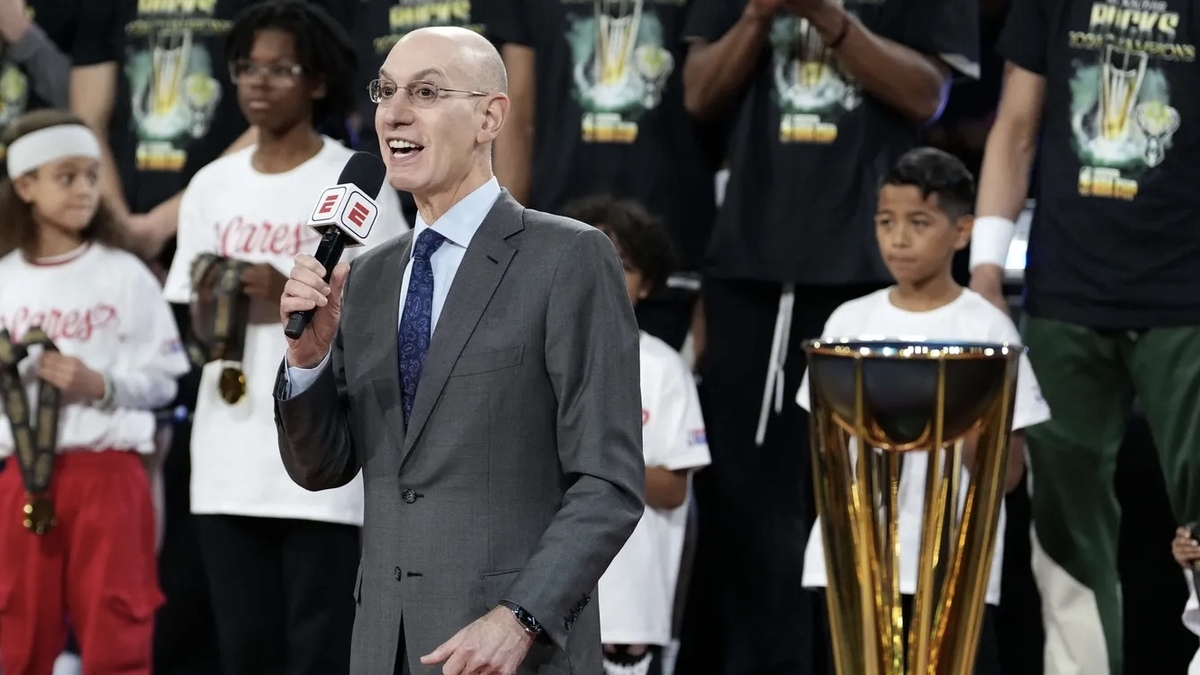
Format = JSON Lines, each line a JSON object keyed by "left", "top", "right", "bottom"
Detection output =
{"left": 398, "top": 228, "right": 446, "bottom": 425}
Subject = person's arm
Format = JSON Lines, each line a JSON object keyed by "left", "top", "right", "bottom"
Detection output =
{"left": 1, "top": 14, "right": 70, "bottom": 107}
{"left": 494, "top": 44, "right": 534, "bottom": 204}
{"left": 646, "top": 467, "right": 689, "bottom": 509}
{"left": 105, "top": 262, "right": 193, "bottom": 411}
{"left": 961, "top": 430, "right": 1025, "bottom": 493}
{"left": 682, "top": 0, "right": 774, "bottom": 121}
{"left": 793, "top": 0, "right": 950, "bottom": 124}
{"left": 274, "top": 324, "right": 359, "bottom": 491}
{"left": 968, "top": 64, "right": 1046, "bottom": 310}
{"left": 501, "top": 228, "right": 645, "bottom": 650}
{"left": 968, "top": 0, "right": 1048, "bottom": 312}
{"left": 70, "top": 63, "right": 129, "bottom": 220}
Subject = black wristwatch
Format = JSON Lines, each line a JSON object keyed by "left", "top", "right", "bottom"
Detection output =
{"left": 499, "top": 601, "right": 544, "bottom": 637}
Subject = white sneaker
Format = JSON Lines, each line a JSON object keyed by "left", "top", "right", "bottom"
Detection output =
{"left": 52, "top": 652, "right": 81, "bottom": 675}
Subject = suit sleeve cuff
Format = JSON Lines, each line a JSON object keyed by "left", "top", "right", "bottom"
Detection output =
{"left": 282, "top": 351, "right": 331, "bottom": 398}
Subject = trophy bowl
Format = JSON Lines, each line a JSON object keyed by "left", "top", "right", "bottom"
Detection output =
{"left": 805, "top": 339, "right": 1016, "bottom": 450}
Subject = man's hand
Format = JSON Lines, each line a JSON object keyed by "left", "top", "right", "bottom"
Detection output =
{"left": 745, "top": 0, "right": 783, "bottom": 19}
{"left": 420, "top": 606, "right": 535, "bottom": 675}
{"left": 241, "top": 263, "right": 289, "bottom": 301}
{"left": 280, "top": 255, "right": 348, "bottom": 369}
{"left": 38, "top": 352, "right": 105, "bottom": 403}
{"left": 968, "top": 264, "right": 1010, "bottom": 316}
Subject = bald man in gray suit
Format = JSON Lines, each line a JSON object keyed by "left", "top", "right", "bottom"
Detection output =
{"left": 274, "top": 26, "right": 645, "bottom": 675}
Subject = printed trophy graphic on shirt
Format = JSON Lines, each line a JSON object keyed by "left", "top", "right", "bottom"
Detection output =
{"left": 0, "top": 64, "right": 29, "bottom": 129}
{"left": 1096, "top": 42, "right": 1147, "bottom": 144}
{"left": 567, "top": 0, "right": 674, "bottom": 143}
{"left": 1069, "top": 5, "right": 1189, "bottom": 201}
{"left": 127, "top": 22, "right": 223, "bottom": 172}
{"left": 1134, "top": 100, "right": 1180, "bottom": 168}
{"left": 803, "top": 339, "right": 1019, "bottom": 675}
{"left": 770, "top": 1, "right": 859, "bottom": 145}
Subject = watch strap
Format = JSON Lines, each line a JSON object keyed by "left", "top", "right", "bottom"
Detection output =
{"left": 499, "top": 600, "right": 543, "bottom": 636}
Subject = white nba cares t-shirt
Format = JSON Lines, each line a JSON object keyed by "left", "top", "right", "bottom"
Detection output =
{"left": 795, "top": 288, "right": 1051, "bottom": 605}
{"left": 163, "top": 137, "right": 407, "bottom": 526}
{"left": 0, "top": 243, "right": 190, "bottom": 457}
{"left": 598, "top": 332, "right": 712, "bottom": 646}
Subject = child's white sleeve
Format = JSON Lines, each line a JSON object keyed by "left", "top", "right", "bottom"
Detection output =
{"left": 796, "top": 306, "right": 850, "bottom": 413}
{"left": 107, "top": 260, "right": 193, "bottom": 410}
{"left": 162, "top": 178, "right": 217, "bottom": 305}
{"left": 992, "top": 317, "right": 1052, "bottom": 431}
{"left": 652, "top": 354, "right": 711, "bottom": 472}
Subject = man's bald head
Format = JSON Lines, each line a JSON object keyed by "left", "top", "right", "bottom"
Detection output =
{"left": 393, "top": 26, "right": 507, "bottom": 95}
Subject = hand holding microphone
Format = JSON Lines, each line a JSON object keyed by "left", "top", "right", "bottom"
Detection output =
{"left": 280, "top": 152, "right": 386, "bottom": 367}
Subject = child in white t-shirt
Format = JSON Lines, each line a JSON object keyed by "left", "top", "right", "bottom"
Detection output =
{"left": 566, "top": 197, "right": 712, "bottom": 675}
{"left": 795, "top": 147, "right": 1051, "bottom": 675}
{"left": 160, "top": 3, "right": 406, "bottom": 673}
{"left": 1172, "top": 525, "right": 1200, "bottom": 674}
{"left": 0, "top": 110, "right": 190, "bottom": 674}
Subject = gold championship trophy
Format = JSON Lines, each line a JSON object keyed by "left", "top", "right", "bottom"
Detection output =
{"left": 803, "top": 339, "right": 1020, "bottom": 675}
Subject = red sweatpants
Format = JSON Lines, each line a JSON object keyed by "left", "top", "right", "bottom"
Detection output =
{"left": 0, "top": 450, "right": 163, "bottom": 675}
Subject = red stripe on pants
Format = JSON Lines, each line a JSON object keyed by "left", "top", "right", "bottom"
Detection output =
{"left": 0, "top": 450, "right": 163, "bottom": 675}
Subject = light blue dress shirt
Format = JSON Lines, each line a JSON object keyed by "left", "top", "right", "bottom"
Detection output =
{"left": 286, "top": 177, "right": 502, "bottom": 394}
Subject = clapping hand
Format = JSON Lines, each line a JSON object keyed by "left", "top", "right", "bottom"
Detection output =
{"left": 420, "top": 606, "right": 535, "bottom": 675}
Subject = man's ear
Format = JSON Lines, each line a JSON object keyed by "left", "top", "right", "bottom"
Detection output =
{"left": 953, "top": 213, "right": 974, "bottom": 252}
{"left": 478, "top": 93, "right": 510, "bottom": 145}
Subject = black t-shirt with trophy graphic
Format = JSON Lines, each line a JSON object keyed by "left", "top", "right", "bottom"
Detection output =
{"left": 489, "top": 0, "right": 718, "bottom": 272}
{"left": 109, "top": 0, "right": 257, "bottom": 215}
{"left": 998, "top": 0, "right": 1200, "bottom": 329}
{"left": 682, "top": 0, "right": 978, "bottom": 285}
{"left": 109, "top": 0, "right": 352, "bottom": 215}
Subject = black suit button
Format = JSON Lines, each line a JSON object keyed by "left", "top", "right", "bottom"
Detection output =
{"left": 402, "top": 489, "right": 417, "bottom": 504}
{"left": 394, "top": 566, "right": 402, "bottom": 581}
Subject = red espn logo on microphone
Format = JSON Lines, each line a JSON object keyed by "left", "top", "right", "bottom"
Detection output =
{"left": 307, "top": 184, "right": 379, "bottom": 245}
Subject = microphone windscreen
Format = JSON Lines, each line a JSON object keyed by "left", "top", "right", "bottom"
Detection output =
{"left": 337, "top": 151, "right": 387, "bottom": 199}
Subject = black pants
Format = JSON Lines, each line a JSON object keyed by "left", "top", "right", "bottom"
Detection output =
{"left": 676, "top": 278, "right": 884, "bottom": 675}
{"left": 195, "top": 514, "right": 360, "bottom": 675}
{"left": 154, "top": 407, "right": 222, "bottom": 675}
{"left": 814, "top": 590, "right": 1002, "bottom": 675}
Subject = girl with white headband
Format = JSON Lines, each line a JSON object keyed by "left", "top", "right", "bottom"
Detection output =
{"left": 0, "top": 109, "right": 190, "bottom": 675}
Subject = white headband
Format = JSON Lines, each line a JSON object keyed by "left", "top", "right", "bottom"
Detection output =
{"left": 6, "top": 124, "right": 102, "bottom": 177}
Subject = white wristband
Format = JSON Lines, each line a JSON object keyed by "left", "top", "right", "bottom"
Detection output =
{"left": 969, "top": 216, "right": 1016, "bottom": 272}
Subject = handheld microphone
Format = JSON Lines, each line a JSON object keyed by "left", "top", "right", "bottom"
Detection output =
{"left": 284, "top": 151, "right": 387, "bottom": 340}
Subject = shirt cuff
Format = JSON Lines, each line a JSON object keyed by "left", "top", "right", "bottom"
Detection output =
{"left": 283, "top": 351, "right": 331, "bottom": 398}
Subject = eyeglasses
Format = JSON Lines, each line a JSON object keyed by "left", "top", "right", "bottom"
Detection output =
{"left": 229, "top": 60, "right": 303, "bottom": 85}
{"left": 368, "top": 79, "right": 488, "bottom": 107}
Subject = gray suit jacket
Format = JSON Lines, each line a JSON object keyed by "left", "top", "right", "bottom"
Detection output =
{"left": 273, "top": 191, "right": 645, "bottom": 674}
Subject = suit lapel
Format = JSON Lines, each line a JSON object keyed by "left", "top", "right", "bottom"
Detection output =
{"left": 400, "top": 193, "right": 523, "bottom": 461}
{"left": 370, "top": 236, "right": 412, "bottom": 450}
